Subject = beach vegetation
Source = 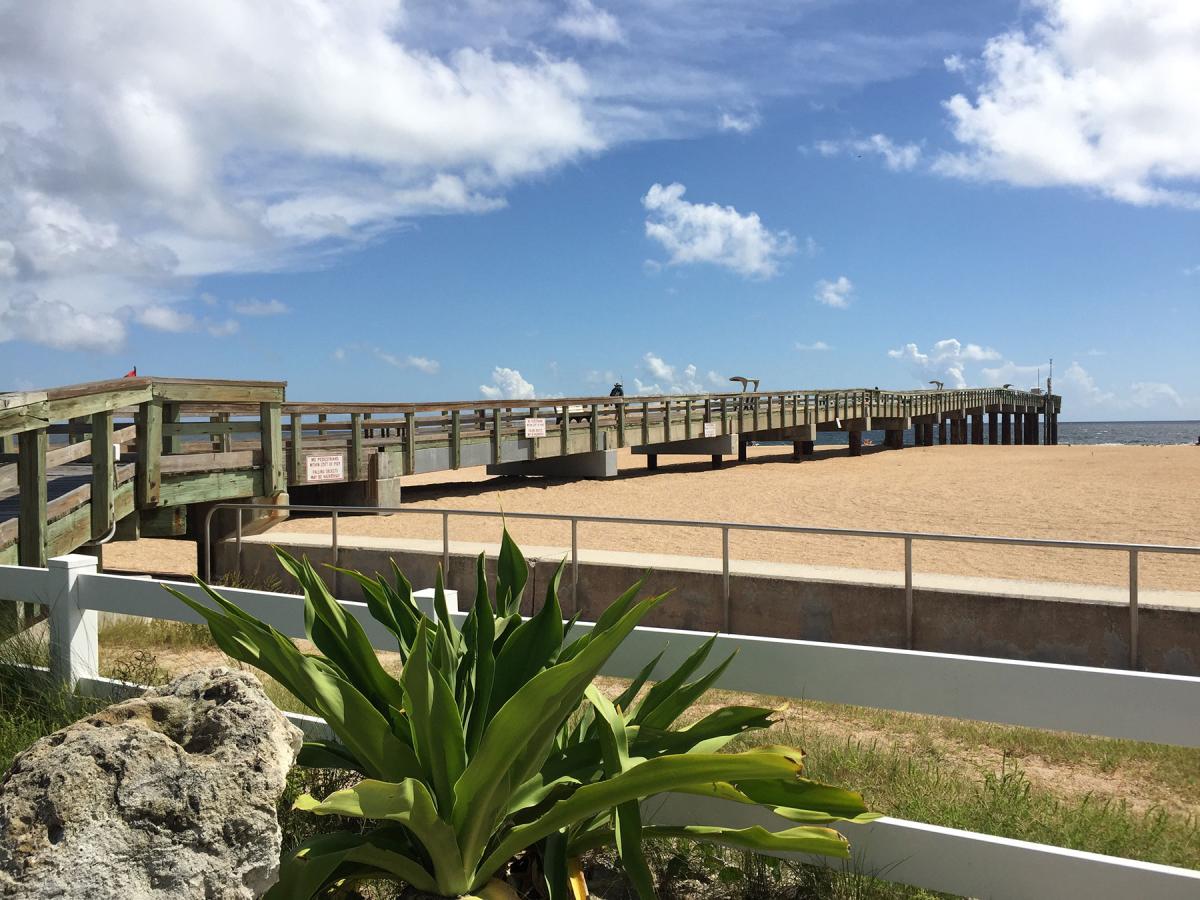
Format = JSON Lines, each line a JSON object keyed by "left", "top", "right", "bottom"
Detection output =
{"left": 167, "top": 532, "right": 875, "bottom": 899}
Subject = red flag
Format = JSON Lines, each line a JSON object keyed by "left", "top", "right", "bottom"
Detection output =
{"left": 123, "top": 367, "right": 137, "bottom": 378}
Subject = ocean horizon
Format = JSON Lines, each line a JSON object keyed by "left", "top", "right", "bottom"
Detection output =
{"left": 802, "top": 419, "right": 1200, "bottom": 447}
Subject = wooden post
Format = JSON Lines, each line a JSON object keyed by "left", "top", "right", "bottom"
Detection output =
{"left": 489, "top": 409, "right": 501, "bottom": 465}
{"left": 1, "top": 433, "right": 15, "bottom": 455}
{"left": 289, "top": 413, "right": 303, "bottom": 482}
{"left": 1002, "top": 412, "right": 1012, "bottom": 445}
{"left": 684, "top": 398, "right": 693, "bottom": 439}
{"left": 450, "top": 410, "right": 461, "bottom": 469}
{"left": 135, "top": 399, "right": 163, "bottom": 508}
{"left": 260, "top": 402, "right": 285, "bottom": 496}
{"left": 218, "top": 413, "right": 232, "bottom": 452}
{"left": 163, "top": 402, "right": 181, "bottom": 455}
{"left": 90, "top": 411, "right": 114, "bottom": 540}
{"left": 560, "top": 406, "right": 570, "bottom": 457}
{"left": 615, "top": 402, "right": 626, "bottom": 448}
{"left": 589, "top": 403, "right": 599, "bottom": 451}
{"left": 350, "top": 413, "right": 364, "bottom": 480}
{"left": 67, "top": 417, "right": 86, "bottom": 445}
{"left": 663, "top": 399, "right": 672, "bottom": 442}
{"left": 988, "top": 413, "right": 999, "bottom": 445}
{"left": 406, "top": 411, "right": 418, "bottom": 474}
{"left": 848, "top": 429, "right": 863, "bottom": 457}
{"left": 720, "top": 397, "right": 729, "bottom": 435}
{"left": 17, "top": 428, "right": 48, "bottom": 567}
{"left": 939, "top": 420, "right": 948, "bottom": 445}
{"left": 641, "top": 402, "right": 650, "bottom": 445}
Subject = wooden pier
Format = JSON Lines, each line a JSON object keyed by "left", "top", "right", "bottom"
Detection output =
{"left": 0, "top": 376, "right": 1061, "bottom": 569}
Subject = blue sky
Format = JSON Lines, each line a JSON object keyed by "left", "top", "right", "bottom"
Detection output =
{"left": 2, "top": 0, "right": 1198, "bottom": 419}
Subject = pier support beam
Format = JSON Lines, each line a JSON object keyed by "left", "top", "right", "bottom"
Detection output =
{"left": 1014, "top": 414, "right": 1023, "bottom": 445}
{"left": 938, "top": 421, "right": 947, "bottom": 445}
{"left": 970, "top": 411, "right": 984, "bottom": 445}
{"left": 884, "top": 429, "right": 904, "bottom": 450}
{"left": 1049, "top": 413, "right": 1059, "bottom": 445}
{"left": 1002, "top": 412, "right": 1012, "bottom": 445}
{"left": 848, "top": 430, "right": 863, "bottom": 457}
{"left": 988, "top": 413, "right": 999, "bottom": 445}
{"left": 487, "top": 448, "right": 618, "bottom": 479}
{"left": 801, "top": 440, "right": 815, "bottom": 456}
{"left": 631, "top": 433, "right": 737, "bottom": 470}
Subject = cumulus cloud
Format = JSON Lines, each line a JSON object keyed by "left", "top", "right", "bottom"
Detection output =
{"left": 135, "top": 305, "right": 197, "bottom": 333}
{"left": 642, "top": 183, "right": 796, "bottom": 279}
{"left": 796, "top": 340, "right": 831, "bottom": 351}
{"left": 889, "top": 338, "right": 1002, "bottom": 388}
{"left": 1130, "top": 381, "right": 1183, "bottom": 408}
{"left": 232, "top": 298, "right": 288, "bottom": 316}
{"left": 480, "top": 366, "right": 536, "bottom": 399}
{"left": 0, "top": 294, "right": 125, "bottom": 351}
{"left": 935, "top": 0, "right": 1200, "bottom": 208}
{"left": 0, "top": 1, "right": 601, "bottom": 349}
{"left": 634, "top": 352, "right": 707, "bottom": 394}
{"left": 814, "top": 276, "right": 854, "bottom": 308}
{"left": 556, "top": 0, "right": 624, "bottom": 43}
{"left": 814, "top": 134, "right": 922, "bottom": 171}
{"left": 205, "top": 319, "right": 240, "bottom": 337}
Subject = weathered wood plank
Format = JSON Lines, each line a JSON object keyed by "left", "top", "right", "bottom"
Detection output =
{"left": 91, "top": 411, "right": 114, "bottom": 539}
{"left": 153, "top": 381, "right": 285, "bottom": 403}
{"left": 17, "top": 429, "right": 48, "bottom": 566}
{"left": 260, "top": 401, "right": 285, "bottom": 496}
{"left": 450, "top": 410, "right": 461, "bottom": 469}
{"left": 406, "top": 411, "right": 417, "bottom": 475}
{"left": 289, "top": 413, "right": 303, "bottom": 480}
{"left": 163, "top": 402, "right": 182, "bottom": 455}
{"left": 135, "top": 399, "right": 163, "bottom": 508}
{"left": 158, "top": 470, "right": 265, "bottom": 508}
{"left": 138, "top": 504, "right": 188, "bottom": 538}
{"left": 159, "top": 450, "right": 261, "bottom": 474}
{"left": 350, "top": 413, "right": 364, "bottom": 481}
{"left": 0, "top": 401, "right": 50, "bottom": 440}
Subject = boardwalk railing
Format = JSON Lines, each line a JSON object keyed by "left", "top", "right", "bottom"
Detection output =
{"left": 205, "top": 502, "right": 1200, "bottom": 669}
{"left": 0, "top": 556, "right": 1196, "bottom": 898}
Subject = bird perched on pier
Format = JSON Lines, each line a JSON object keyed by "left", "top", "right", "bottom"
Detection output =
{"left": 1002, "top": 383, "right": 1013, "bottom": 389}
{"left": 928, "top": 380, "right": 944, "bottom": 390}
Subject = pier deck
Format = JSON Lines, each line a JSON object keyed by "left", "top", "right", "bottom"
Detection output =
{"left": 0, "top": 377, "right": 1060, "bottom": 568}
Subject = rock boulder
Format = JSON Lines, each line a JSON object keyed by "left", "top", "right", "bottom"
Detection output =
{"left": 0, "top": 667, "right": 303, "bottom": 899}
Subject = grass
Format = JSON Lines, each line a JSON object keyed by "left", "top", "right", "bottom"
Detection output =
{"left": 3, "top": 608, "right": 1195, "bottom": 899}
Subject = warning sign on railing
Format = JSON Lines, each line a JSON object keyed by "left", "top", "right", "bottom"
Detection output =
{"left": 305, "top": 453, "right": 345, "bottom": 482}
{"left": 703, "top": 422, "right": 718, "bottom": 438}
{"left": 524, "top": 417, "right": 547, "bottom": 438}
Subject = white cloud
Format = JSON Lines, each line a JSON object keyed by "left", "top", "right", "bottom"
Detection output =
{"left": 815, "top": 134, "right": 922, "bottom": 171}
{"left": 480, "top": 366, "right": 535, "bottom": 399}
{"left": 718, "top": 109, "right": 761, "bottom": 134}
{"left": 642, "top": 183, "right": 796, "bottom": 279}
{"left": 375, "top": 349, "right": 441, "bottom": 375}
{"left": 135, "top": 305, "right": 196, "bottom": 333}
{"left": 332, "top": 347, "right": 346, "bottom": 362}
{"left": 638, "top": 352, "right": 706, "bottom": 394}
{"left": 232, "top": 298, "right": 288, "bottom": 316}
{"left": 943, "top": 54, "right": 966, "bottom": 73}
{"left": 981, "top": 360, "right": 1045, "bottom": 389}
{"left": 0, "top": 1, "right": 601, "bottom": 349}
{"left": 796, "top": 340, "right": 831, "bottom": 351}
{"left": 1057, "top": 362, "right": 1183, "bottom": 411}
{"left": 1130, "top": 381, "right": 1183, "bottom": 408}
{"left": 936, "top": 0, "right": 1200, "bottom": 208}
{"left": 1183, "top": 264, "right": 1200, "bottom": 276}
{"left": 890, "top": 338, "right": 1003, "bottom": 388}
{"left": 814, "top": 276, "right": 854, "bottom": 308}
{"left": 0, "top": 294, "right": 125, "bottom": 350}
{"left": 556, "top": 0, "right": 624, "bottom": 44}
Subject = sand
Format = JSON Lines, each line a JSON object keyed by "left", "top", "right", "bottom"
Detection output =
{"left": 249, "top": 443, "right": 1200, "bottom": 592}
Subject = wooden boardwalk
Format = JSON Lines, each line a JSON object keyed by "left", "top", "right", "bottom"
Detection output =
{"left": 1, "top": 377, "right": 1061, "bottom": 567}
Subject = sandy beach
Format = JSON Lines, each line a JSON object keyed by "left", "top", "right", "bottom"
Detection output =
{"left": 191, "top": 442, "right": 1200, "bottom": 592}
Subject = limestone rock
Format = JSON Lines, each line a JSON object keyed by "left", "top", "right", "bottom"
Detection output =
{"left": 0, "top": 667, "right": 303, "bottom": 899}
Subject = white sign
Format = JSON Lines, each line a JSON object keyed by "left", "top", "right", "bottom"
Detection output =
{"left": 524, "top": 417, "right": 547, "bottom": 438}
{"left": 305, "top": 453, "right": 345, "bottom": 482}
{"left": 703, "top": 421, "right": 718, "bottom": 438}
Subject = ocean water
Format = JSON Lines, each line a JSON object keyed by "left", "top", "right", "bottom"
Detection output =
{"left": 801, "top": 421, "right": 1200, "bottom": 448}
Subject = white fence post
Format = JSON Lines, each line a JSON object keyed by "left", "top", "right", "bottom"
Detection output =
{"left": 47, "top": 554, "right": 99, "bottom": 689}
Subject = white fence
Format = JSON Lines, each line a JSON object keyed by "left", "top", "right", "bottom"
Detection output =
{"left": 2, "top": 554, "right": 1199, "bottom": 899}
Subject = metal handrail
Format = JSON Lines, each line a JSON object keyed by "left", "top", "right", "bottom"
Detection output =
{"left": 204, "top": 502, "right": 1200, "bottom": 669}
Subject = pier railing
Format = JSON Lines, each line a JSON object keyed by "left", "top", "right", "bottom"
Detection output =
{"left": 206, "top": 503, "right": 1200, "bottom": 670}
{"left": 0, "top": 555, "right": 1195, "bottom": 899}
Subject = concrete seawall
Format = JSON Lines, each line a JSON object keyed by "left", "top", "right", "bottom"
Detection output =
{"left": 215, "top": 535, "right": 1200, "bottom": 676}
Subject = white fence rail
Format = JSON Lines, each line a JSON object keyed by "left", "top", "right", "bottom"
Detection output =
{"left": 2, "top": 555, "right": 1198, "bottom": 899}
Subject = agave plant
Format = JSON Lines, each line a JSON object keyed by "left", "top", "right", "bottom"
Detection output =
{"left": 168, "top": 533, "right": 873, "bottom": 899}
